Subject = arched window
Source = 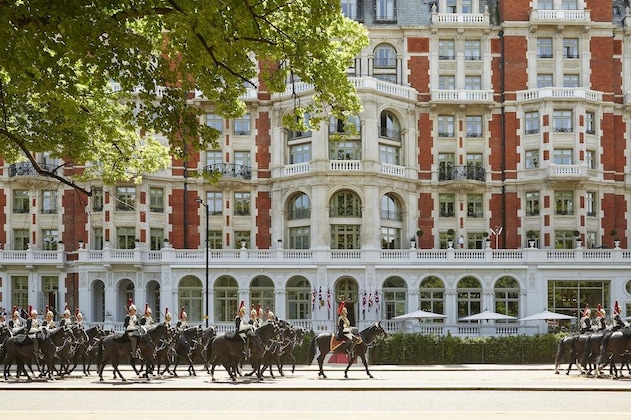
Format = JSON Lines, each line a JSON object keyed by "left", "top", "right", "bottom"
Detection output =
{"left": 494, "top": 276, "right": 520, "bottom": 319}
{"left": 330, "top": 191, "right": 362, "bottom": 249}
{"left": 380, "top": 194, "right": 401, "bottom": 221}
{"left": 286, "top": 276, "right": 312, "bottom": 320}
{"left": 379, "top": 111, "right": 401, "bottom": 141}
{"left": 380, "top": 193, "right": 402, "bottom": 249}
{"left": 289, "top": 193, "right": 311, "bottom": 220}
{"left": 382, "top": 277, "right": 407, "bottom": 318}
{"left": 420, "top": 276, "right": 445, "bottom": 318}
{"left": 214, "top": 276, "right": 238, "bottom": 322}
{"left": 373, "top": 44, "right": 397, "bottom": 82}
{"left": 249, "top": 276, "right": 275, "bottom": 315}
{"left": 457, "top": 276, "right": 482, "bottom": 319}
{"left": 336, "top": 277, "right": 359, "bottom": 324}
{"left": 178, "top": 276, "right": 203, "bottom": 323}
{"left": 330, "top": 191, "right": 362, "bottom": 218}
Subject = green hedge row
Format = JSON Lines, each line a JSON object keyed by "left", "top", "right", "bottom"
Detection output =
{"left": 294, "top": 331, "right": 564, "bottom": 365}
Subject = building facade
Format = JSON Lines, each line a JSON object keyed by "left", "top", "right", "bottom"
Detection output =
{"left": 1, "top": 0, "right": 631, "bottom": 335}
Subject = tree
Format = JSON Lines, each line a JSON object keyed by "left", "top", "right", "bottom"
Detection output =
{"left": 0, "top": 0, "right": 368, "bottom": 195}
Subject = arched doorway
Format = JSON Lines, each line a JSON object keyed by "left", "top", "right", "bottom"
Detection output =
{"left": 91, "top": 279, "right": 105, "bottom": 322}
{"left": 145, "top": 280, "right": 161, "bottom": 321}
{"left": 335, "top": 277, "right": 359, "bottom": 325}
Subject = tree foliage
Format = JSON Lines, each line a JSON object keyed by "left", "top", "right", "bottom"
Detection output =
{"left": 0, "top": 0, "right": 368, "bottom": 194}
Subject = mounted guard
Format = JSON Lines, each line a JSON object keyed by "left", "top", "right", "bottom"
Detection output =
{"left": 164, "top": 307, "right": 172, "bottom": 329}
{"left": 579, "top": 304, "right": 592, "bottom": 333}
{"left": 124, "top": 301, "right": 143, "bottom": 359}
{"left": 612, "top": 300, "right": 625, "bottom": 331}
{"left": 22, "top": 306, "right": 43, "bottom": 360}
{"left": 141, "top": 304, "right": 155, "bottom": 327}
{"left": 75, "top": 308, "right": 84, "bottom": 327}
{"left": 235, "top": 301, "right": 253, "bottom": 358}
{"left": 8, "top": 306, "right": 23, "bottom": 334}
{"left": 42, "top": 306, "right": 55, "bottom": 329}
{"left": 336, "top": 301, "right": 359, "bottom": 356}
{"left": 176, "top": 307, "right": 188, "bottom": 330}
{"left": 59, "top": 305, "right": 72, "bottom": 327}
{"left": 595, "top": 304, "right": 607, "bottom": 331}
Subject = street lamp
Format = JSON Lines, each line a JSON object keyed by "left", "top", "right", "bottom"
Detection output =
{"left": 195, "top": 197, "right": 210, "bottom": 328}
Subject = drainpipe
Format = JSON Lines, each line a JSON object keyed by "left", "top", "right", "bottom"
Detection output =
{"left": 499, "top": 29, "right": 507, "bottom": 248}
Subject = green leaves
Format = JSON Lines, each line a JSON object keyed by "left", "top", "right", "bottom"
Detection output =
{"left": 0, "top": 0, "right": 367, "bottom": 193}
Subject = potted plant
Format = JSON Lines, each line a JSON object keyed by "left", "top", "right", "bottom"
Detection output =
{"left": 574, "top": 230, "right": 582, "bottom": 248}
{"left": 611, "top": 229, "right": 620, "bottom": 248}
{"left": 526, "top": 230, "right": 536, "bottom": 248}
{"left": 410, "top": 236, "right": 416, "bottom": 249}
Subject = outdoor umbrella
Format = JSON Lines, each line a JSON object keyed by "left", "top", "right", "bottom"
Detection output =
{"left": 519, "top": 309, "right": 575, "bottom": 322}
{"left": 459, "top": 309, "right": 516, "bottom": 321}
{"left": 392, "top": 309, "right": 447, "bottom": 321}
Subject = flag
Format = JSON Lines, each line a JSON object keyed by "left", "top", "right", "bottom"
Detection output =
{"left": 368, "top": 292, "right": 373, "bottom": 311}
{"left": 318, "top": 287, "right": 323, "bottom": 309}
{"left": 362, "top": 291, "right": 367, "bottom": 309}
{"left": 375, "top": 290, "right": 380, "bottom": 313}
{"left": 327, "top": 289, "right": 331, "bottom": 309}
{"left": 312, "top": 289, "right": 317, "bottom": 310}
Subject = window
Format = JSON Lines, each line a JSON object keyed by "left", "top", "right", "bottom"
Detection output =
{"left": 289, "top": 226, "right": 310, "bottom": 249}
{"left": 446, "top": 0, "right": 457, "bottom": 13}
{"left": 149, "top": 187, "right": 164, "bottom": 212}
{"left": 537, "top": 38, "right": 553, "bottom": 58}
{"left": 380, "top": 194, "right": 401, "bottom": 221}
{"left": 462, "top": 0, "right": 473, "bottom": 13}
{"left": 586, "top": 192, "right": 596, "bottom": 217}
{"left": 562, "top": 0, "right": 578, "bottom": 10}
{"left": 205, "top": 113, "right": 224, "bottom": 133}
{"left": 206, "top": 192, "right": 223, "bottom": 215}
{"left": 420, "top": 277, "right": 445, "bottom": 319}
{"left": 234, "top": 151, "right": 250, "bottom": 168}
{"left": 41, "top": 229, "right": 59, "bottom": 250}
{"left": 331, "top": 224, "right": 360, "bottom": 249}
{"left": 379, "top": 111, "right": 401, "bottom": 141}
{"left": 563, "top": 74, "right": 579, "bottom": 88}
{"left": 234, "top": 192, "right": 250, "bottom": 216}
{"left": 214, "top": 276, "right": 238, "bottom": 322}
{"left": 379, "top": 144, "right": 400, "bottom": 165}
{"left": 234, "top": 231, "right": 250, "bottom": 248}
{"left": 439, "top": 193, "right": 455, "bottom": 217}
{"left": 380, "top": 226, "right": 400, "bottom": 249}
{"left": 526, "top": 192, "right": 540, "bottom": 216}
{"left": 563, "top": 38, "right": 579, "bottom": 59}
{"left": 116, "top": 186, "right": 136, "bottom": 211}
{"left": 525, "top": 150, "right": 540, "bottom": 169}
{"left": 286, "top": 277, "right": 312, "bottom": 319}
{"left": 11, "top": 276, "right": 29, "bottom": 312}
{"left": 288, "top": 113, "right": 311, "bottom": 139}
{"left": 464, "top": 76, "right": 481, "bottom": 90}
{"left": 150, "top": 228, "right": 164, "bottom": 250}
{"left": 438, "top": 153, "right": 455, "bottom": 180}
{"left": 92, "top": 187, "right": 103, "bottom": 211}
{"left": 464, "top": 40, "right": 481, "bottom": 60}
{"left": 467, "top": 194, "right": 483, "bottom": 218}
{"left": 466, "top": 154, "right": 483, "bottom": 180}
{"left": 555, "top": 191, "right": 574, "bottom": 215}
{"left": 117, "top": 227, "right": 136, "bottom": 249}
{"left": 585, "top": 112, "right": 596, "bottom": 135}
{"left": 438, "top": 39, "right": 455, "bottom": 60}
{"left": 13, "top": 229, "right": 29, "bottom": 250}
{"left": 374, "top": 44, "right": 396, "bottom": 68}
{"left": 329, "top": 114, "right": 360, "bottom": 135}
{"left": 209, "top": 231, "right": 223, "bottom": 249}
{"left": 41, "top": 190, "right": 57, "bottom": 214}
{"left": 553, "top": 149, "right": 573, "bottom": 165}
{"left": 330, "top": 141, "right": 361, "bottom": 160}
{"left": 438, "top": 115, "right": 455, "bottom": 137}
{"left": 554, "top": 230, "right": 574, "bottom": 249}
{"left": 233, "top": 115, "right": 251, "bottom": 135}
{"left": 13, "top": 190, "right": 29, "bottom": 214}
{"left": 585, "top": 150, "right": 596, "bottom": 169}
{"left": 330, "top": 191, "right": 362, "bottom": 217}
{"left": 525, "top": 111, "right": 540, "bottom": 135}
{"left": 289, "top": 143, "right": 311, "bottom": 164}
{"left": 289, "top": 194, "right": 311, "bottom": 220}
{"left": 439, "top": 75, "right": 455, "bottom": 90}
{"left": 178, "top": 277, "right": 202, "bottom": 322}
{"left": 375, "top": 0, "right": 396, "bottom": 21}
{"left": 537, "top": 74, "right": 553, "bottom": 88}
{"left": 92, "top": 227, "right": 103, "bottom": 250}
{"left": 457, "top": 277, "right": 482, "bottom": 319}
{"left": 206, "top": 151, "right": 223, "bottom": 167}
{"left": 341, "top": 0, "right": 359, "bottom": 20}
{"left": 465, "top": 115, "right": 483, "bottom": 137}
{"left": 494, "top": 277, "right": 519, "bottom": 319}
{"left": 383, "top": 277, "right": 407, "bottom": 318}
{"left": 548, "top": 280, "right": 609, "bottom": 320}
{"left": 553, "top": 110, "right": 573, "bottom": 132}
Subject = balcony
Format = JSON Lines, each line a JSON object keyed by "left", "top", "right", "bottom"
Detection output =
{"left": 431, "top": 9, "right": 490, "bottom": 27}
{"left": 202, "top": 163, "right": 251, "bottom": 180}
{"left": 516, "top": 87, "right": 602, "bottom": 103}
{"left": 430, "top": 89, "right": 494, "bottom": 105}
{"left": 284, "top": 162, "right": 311, "bottom": 176}
{"left": 9, "top": 162, "right": 61, "bottom": 178}
{"left": 529, "top": 8, "right": 591, "bottom": 31}
{"left": 330, "top": 160, "right": 361, "bottom": 171}
{"left": 546, "top": 164, "right": 588, "bottom": 185}
{"left": 439, "top": 165, "right": 485, "bottom": 191}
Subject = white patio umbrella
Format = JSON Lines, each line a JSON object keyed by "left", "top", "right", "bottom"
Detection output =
{"left": 519, "top": 309, "right": 575, "bottom": 322}
{"left": 392, "top": 309, "right": 447, "bottom": 321}
{"left": 459, "top": 309, "right": 516, "bottom": 322}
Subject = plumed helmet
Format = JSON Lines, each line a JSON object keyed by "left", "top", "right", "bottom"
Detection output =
{"left": 129, "top": 304, "right": 137, "bottom": 312}
{"left": 165, "top": 307, "right": 169, "bottom": 318}
{"left": 179, "top": 306, "right": 186, "bottom": 320}
{"left": 30, "top": 309, "right": 38, "bottom": 316}
{"left": 338, "top": 301, "right": 346, "bottom": 315}
{"left": 583, "top": 304, "right": 591, "bottom": 317}
{"left": 266, "top": 307, "right": 274, "bottom": 319}
{"left": 64, "top": 303, "right": 71, "bottom": 316}
{"left": 250, "top": 307, "right": 258, "bottom": 317}
{"left": 12, "top": 306, "right": 18, "bottom": 317}
{"left": 127, "top": 298, "right": 133, "bottom": 310}
{"left": 46, "top": 310, "right": 53, "bottom": 318}
{"left": 614, "top": 300, "right": 621, "bottom": 315}
{"left": 239, "top": 301, "right": 246, "bottom": 314}
{"left": 75, "top": 308, "right": 80, "bottom": 318}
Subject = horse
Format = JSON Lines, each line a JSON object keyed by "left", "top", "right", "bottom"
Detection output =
{"left": 210, "top": 328, "right": 258, "bottom": 381}
{"left": 309, "top": 322, "right": 388, "bottom": 379}
{"left": 243, "top": 322, "right": 281, "bottom": 380}
{"left": 132, "top": 322, "right": 172, "bottom": 377}
{"left": 67, "top": 326, "right": 108, "bottom": 376}
{"left": 277, "top": 326, "right": 306, "bottom": 376}
{"left": 554, "top": 333, "right": 582, "bottom": 375}
{"left": 596, "top": 327, "right": 631, "bottom": 378}
{"left": 96, "top": 332, "right": 156, "bottom": 382}
{"left": 172, "top": 326, "right": 203, "bottom": 376}
{"left": 38, "top": 326, "right": 75, "bottom": 379}
{"left": 199, "top": 326, "right": 217, "bottom": 374}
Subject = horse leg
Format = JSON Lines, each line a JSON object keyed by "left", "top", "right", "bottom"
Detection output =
{"left": 317, "top": 351, "right": 327, "bottom": 379}
{"left": 343, "top": 353, "right": 355, "bottom": 379}
{"left": 359, "top": 354, "right": 373, "bottom": 378}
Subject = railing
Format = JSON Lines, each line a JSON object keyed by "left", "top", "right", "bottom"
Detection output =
{"left": 380, "top": 162, "right": 405, "bottom": 177}
{"left": 432, "top": 13, "right": 489, "bottom": 25}
{"left": 547, "top": 164, "right": 587, "bottom": 178}
{"left": 530, "top": 9, "right": 590, "bottom": 23}
{"left": 284, "top": 162, "right": 311, "bottom": 176}
{"left": 431, "top": 89, "right": 494, "bottom": 103}
{"left": 202, "top": 163, "right": 252, "bottom": 180}
{"left": 329, "top": 160, "right": 361, "bottom": 171}
{"left": 516, "top": 87, "right": 602, "bottom": 102}
{"left": 439, "top": 165, "right": 486, "bottom": 182}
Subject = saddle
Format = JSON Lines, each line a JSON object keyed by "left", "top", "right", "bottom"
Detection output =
{"left": 113, "top": 333, "right": 130, "bottom": 343}
{"left": 330, "top": 335, "right": 363, "bottom": 351}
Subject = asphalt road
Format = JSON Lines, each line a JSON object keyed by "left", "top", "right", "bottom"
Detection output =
{"left": 2, "top": 364, "right": 631, "bottom": 419}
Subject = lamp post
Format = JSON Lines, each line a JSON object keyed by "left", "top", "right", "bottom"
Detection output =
{"left": 195, "top": 198, "right": 210, "bottom": 328}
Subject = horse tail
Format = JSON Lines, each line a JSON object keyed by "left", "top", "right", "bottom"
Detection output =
{"left": 307, "top": 336, "right": 317, "bottom": 365}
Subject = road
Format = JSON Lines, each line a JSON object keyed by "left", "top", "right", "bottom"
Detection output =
{"left": 2, "top": 364, "right": 631, "bottom": 419}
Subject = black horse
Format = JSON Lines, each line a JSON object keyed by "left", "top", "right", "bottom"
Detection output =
{"left": 309, "top": 322, "right": 387, "bottom": 379}
{"left": 173, "top": 326, "right": 203, "bottom": 376}
{"left": 210, "top": 328, "right": 259, "bottom": 381}
{"left": 554, "top": 333, "right": 581, "bottom": 375}
{"left": 96, "top": 332, "right": 156, "bottom": 382}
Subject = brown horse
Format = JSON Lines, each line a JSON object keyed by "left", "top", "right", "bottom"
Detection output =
{"left": 96, "top": 332, "right": 156, "bottom": 381}
{"left": 309, "top": 322, "right": 387, "bottom": 379}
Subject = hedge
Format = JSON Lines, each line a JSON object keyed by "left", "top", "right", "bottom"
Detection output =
{"left": 294, "top": 331, "right": 564, "bottom": 365}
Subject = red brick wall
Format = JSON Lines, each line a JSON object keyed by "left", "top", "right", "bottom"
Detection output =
{"left": 408, "top": 56, "right": 430, "bottom": 101}
{"left": 590, "top": 37, "right": 615, "bottom": 97}
{"left": 586, "top": 0, "right": 612, "bottom": 22}
{"left": 418, "top": 113, "right": 432, "bottom": 180}
{"left": 255, "top": 192, "right": 271, "bottom": 249}
{"left": 256, "top": 112, "right": 271, "bottom": 178}
{"left": 503, "top": 36, "right": 528, "bottom": 93}
{"left": 418, "top": 192, "right": 434, "bottom": 248}
{"left": 498, "top": 0, "right": 530, "bottom": 21}
{"left": 169, "top": 189, "right": 201, "bottom": 249}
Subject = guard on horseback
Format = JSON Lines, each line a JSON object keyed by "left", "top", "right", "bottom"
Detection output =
{"left": 176, "top": 307, "right": 188, "bottom": 330}
{"left": 42, "top": 307, "right": 56, "bottom": 329}
{"left": 336, "top": 301, "right": 359, "bottom": 356}
{"left": 141, "top": 304, "right": 155, "bottom": 327}
{"left": 23, "top": 307, "right": 43, "bottom": 360}
{"left": 8, "top": 306, "right": 23, "bottom": 334}
{"left": 595, "top": 304, "right": 607, "bottom": 331}
{"left": 265, "top": 307, "right": 275, "bottom": 323}
{"left": 579, "top": 304, "right": 592, "bottom": 333}
{"left": 124, "top": 302, "right": 143, "bottom": 359}
{"left": 235, "top": 301, "right": 253, "bottom": 358}
{"left": 612, "top": 300, "right": 625, "bottom": 331}
{"left": 75, "top": 309, "right": 84, "bottom": 328}
{"left": 59, "top": 306, "right": 72, "bottom": 328}
{"left": 249, "top": 304, "right": 258, "bottom": 326}
{"left": 256, "top": 303, "right": 264, "bottom": 327}
{"left": 164, "top": 307, "right": 172, "bottom": 329}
